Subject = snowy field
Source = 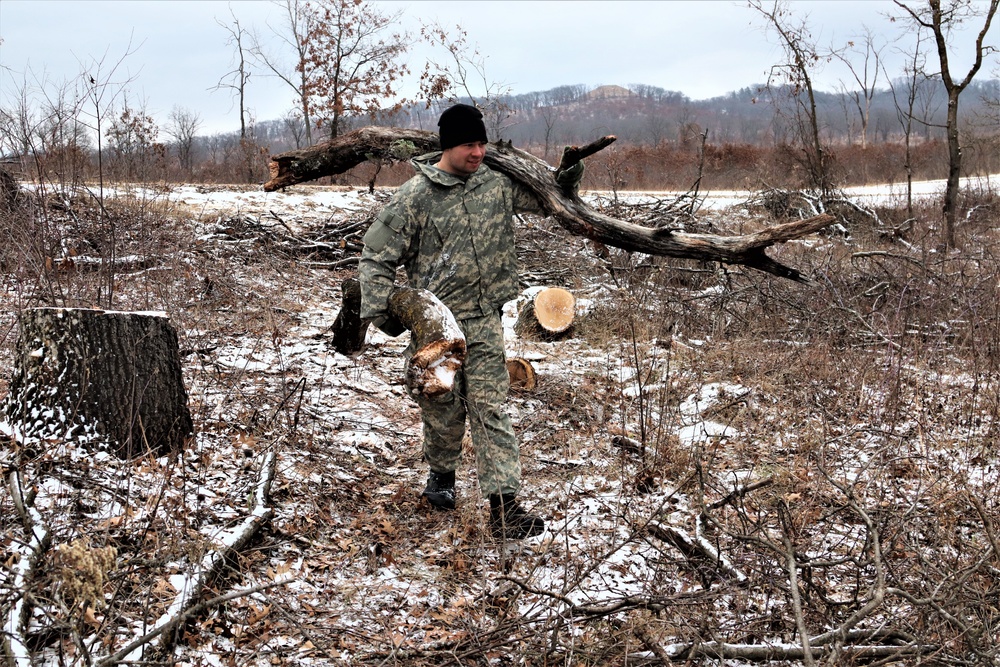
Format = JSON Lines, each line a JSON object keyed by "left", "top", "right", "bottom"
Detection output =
{"left": 127, "top": 171, "right": 1000, "bottom": 217}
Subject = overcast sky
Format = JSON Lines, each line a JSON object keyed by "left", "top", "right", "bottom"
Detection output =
{"left": 0, "top": 1, "right": 995, "bottom": 136}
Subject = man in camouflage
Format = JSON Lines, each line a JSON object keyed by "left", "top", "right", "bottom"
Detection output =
{"left": 359, "top": 103, "right": 582, "bottom": 540}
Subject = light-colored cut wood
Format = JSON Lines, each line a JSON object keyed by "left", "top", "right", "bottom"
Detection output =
{"left": 506, "top": 357, "right": 537, "bottom": 391}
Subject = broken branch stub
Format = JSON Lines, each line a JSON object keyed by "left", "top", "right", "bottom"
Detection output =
{"left": 263, "top": 126, "right": 835, "bottom": 282}
{"left": 557, "top": 136, "right": 618, "bottom": 171}
{"left": 386, "top": 287, "right": 466, "bottom": 399}
{"left": 329, "top": 277, "right": 369, "bottom": 356}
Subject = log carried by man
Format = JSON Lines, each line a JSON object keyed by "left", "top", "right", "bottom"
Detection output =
{"left": 263, "top": 126, "right": 834, "bottom": 283}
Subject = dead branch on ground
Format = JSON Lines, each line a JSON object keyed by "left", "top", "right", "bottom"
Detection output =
{"left": 2, "top": 470, "right": 51, "bottom": 666}
{"left": 99, "top": 451, "right": 277, "bottom": 664}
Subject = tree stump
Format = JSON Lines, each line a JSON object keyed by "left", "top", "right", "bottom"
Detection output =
{"left": 515, "top": 287, "right": 576, "bottom": 340}
{"left": 3, "top": 308, "right": 194, "bottom": 458}
{"left": 0, "top": 166, "right": 23, "bottom": 212}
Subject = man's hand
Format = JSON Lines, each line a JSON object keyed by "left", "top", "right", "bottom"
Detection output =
{"left": 555, "top": 161, "right": 585, "bottom": 192}
{"left": 372, "top": 314, "right": 407, "bottom": 337}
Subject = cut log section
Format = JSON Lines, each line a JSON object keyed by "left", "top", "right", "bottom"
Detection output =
{"left": 387, "top": 287, "right": 466, "bottom": 399}
{"left": 506, "top": 357, "right": 537, "bottom": 392}
{"left": 2, "top": 308, "right": 193, "bottom": 458}
{"left": 515, "top": 287, "right": 576, "bottom": 339}
{"left": 326, "top": 279, "right": 466, "bottom": 398}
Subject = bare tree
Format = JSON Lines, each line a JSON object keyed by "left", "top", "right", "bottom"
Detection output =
{"left": 216, "top": 6, "right": 253, "bottom": 140}
{"left": 835, "top": 27, "right": 885, "bottom": 149}
{"left": 0, "top": 74, "right": 43, "bottom": 167}
{"left": 217, "top": 8, "right": 267, "bottom": 183}
{"left": 892, "top": 0, "right": 1000, "bottom": 248}
{"left": 643, "top": 112, "right": 670, "bottom": 147}
{"left": 887, "top": 33, "right": 932, "bottom": 218}
{"left": 107, "top": 102, "right": 159, "bottom": 182}
{"left": 539, "top": 105, "right": 558, "bottom": 159}
{"left": 749, "top": 0, "right": 833, "bottom": 195}
{"left": 166, "top": 106, "right": 201, "bottom": 179}
{"left": 32, "top": 78, "right": 91, "bottom": 188}
{"left": 302, "top": 0, "right": 410, "bottom": 139}
{"left": 418, "top": 21, "right": 514, "bottom": 139}
{"left": 282, "top": 108, "right": 307, "bottom": 148}
{"left": 77, "top": 46, "right": 142, "bottom": 306}
{"left": 251, "top": 0, "right": 315, "bottom": 144}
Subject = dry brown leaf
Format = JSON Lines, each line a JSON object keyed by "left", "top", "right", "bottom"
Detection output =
{"left": 266, "top": 560, "right": 293, "bottom": 580}
{"left": 152, "top": 578, "right": 177, "bottom": 598}
{"left": 83, "top": 606, "right": 101, "bottom": 628}
{"left": 245, "top": 604, "right": 271, "bottom": 625}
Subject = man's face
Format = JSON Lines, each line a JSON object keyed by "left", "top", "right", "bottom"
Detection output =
{"left": 438, "top": 141, "right": 487, "bottom": 176}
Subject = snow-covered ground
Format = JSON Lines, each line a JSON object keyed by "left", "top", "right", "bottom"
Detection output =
{"left": 3, "top": 179, "right": 999, "bottom": 666}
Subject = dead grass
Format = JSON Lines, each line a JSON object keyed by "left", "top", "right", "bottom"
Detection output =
{"left": 5, "top": 181, "right": 1000, "bottom": 665}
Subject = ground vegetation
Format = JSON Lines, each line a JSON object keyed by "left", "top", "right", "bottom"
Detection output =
{"left": 3, "top": 146, "right": 1000, "bottom": 664}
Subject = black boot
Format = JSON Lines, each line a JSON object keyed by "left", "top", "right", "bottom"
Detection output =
{"left": 422, "top": 470, "right": 456, "bottom": 510}
{"left": 489, "top": 494, "right": 544, "bottom": 539}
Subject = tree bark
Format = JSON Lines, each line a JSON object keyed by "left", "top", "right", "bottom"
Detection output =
{"left": 264, "top": 126, "right": 834, "bottom": 282}
{"left": 387, "top": 287, "right": 466, "bottom": 399}
{"left": 3, "top": 308, "right": 193, "bottom": 458}
{"left": 1, "top": 166, "right": 23, "bottom": 211}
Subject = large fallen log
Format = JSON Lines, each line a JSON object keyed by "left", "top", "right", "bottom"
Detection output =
{"left": 264, "top": 127, "right": 834, "bottom": 282}
{"left": 328, "top": 280, "right": 466, "bottom": 399}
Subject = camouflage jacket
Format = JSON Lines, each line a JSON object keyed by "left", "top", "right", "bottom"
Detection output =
{"left": 359, "top": 152, "right": 543, "bottom": 328}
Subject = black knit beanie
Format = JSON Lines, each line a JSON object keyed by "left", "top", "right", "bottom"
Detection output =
{"left": 438, "top": 104, "right": 488, "bottom": 149}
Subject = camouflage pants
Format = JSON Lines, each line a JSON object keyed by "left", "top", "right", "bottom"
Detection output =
{"left": 412, "top": 311, "right": 520, "bottom": 497}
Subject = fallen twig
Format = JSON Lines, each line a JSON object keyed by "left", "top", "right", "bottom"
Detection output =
{"left": 104, "top": 450, "right": 278, "bottom": 664}
{"left": 96, "top": 580, "right": 292, "bottom": 667}
{"left": 706, "top": 476, "right": 773, "bottom": 510}
{"left": 648, "top": 519, "right": 748, "bottom": 585}
{"left": 623, "top": 640, "right": 935, "bottom": 663}
{"left": 2, "top": 470, "right": 51, "bottom": 667}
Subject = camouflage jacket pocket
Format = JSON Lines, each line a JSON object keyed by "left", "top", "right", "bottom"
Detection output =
{"left": 362, "top": 209, "right": 405, "bottom": 252}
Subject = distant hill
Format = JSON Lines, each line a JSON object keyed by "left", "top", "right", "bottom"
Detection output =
{"left": 240, "top": 77, "right": 998, "bottom": 156}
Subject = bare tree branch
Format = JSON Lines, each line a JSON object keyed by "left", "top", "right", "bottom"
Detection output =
{"left": 264, "top": 126, "right": 835, "bottom": 282}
